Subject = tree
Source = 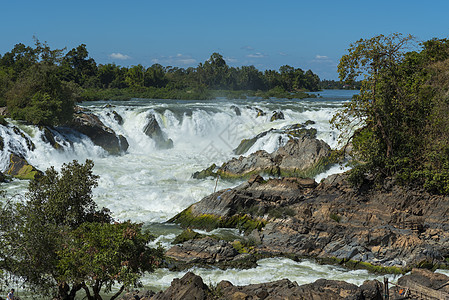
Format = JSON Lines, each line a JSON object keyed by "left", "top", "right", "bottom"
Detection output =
{"left": 58, "top": 221, "right": 163, "bottom": 300}
{"left": 332, "top": 33, "right": 449, "bottom": 193}
{"left": 0, "top": 160, "right": 163, "bottom": 299}
{"left": 332, "top": 33, "right": 416, "bottom": 182}
{"left": 60, "top": 44, "right": 98, "bottom": 86}
{"left": 6, "top": 63, "right": 76, "bottom": 126}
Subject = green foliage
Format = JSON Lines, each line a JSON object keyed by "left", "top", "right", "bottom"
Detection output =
{"left": 6, "top": 64, "right": 75, "bottom": 126}
{"left": 333, "top": 33, "right": 449, "bottom": 194}
{"left": 0, "top": 160, "right": 163, "bottom": 300}
{"left": 170, "top": 207, "right": 266, "bottom": 234}
{"left": 172, "top": 229, "right": 205, "bottom": 244}
{"left": 58, "top": 221, "right": 163, "bottom": 299}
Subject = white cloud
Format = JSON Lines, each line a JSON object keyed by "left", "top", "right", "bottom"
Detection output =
{"left": 109, "top": 53, "right": 131, "bottom": 60}
{"left": 152, "top": 54, "right": 196, "bottom": 66}
{"left": 241, "top": 45, "right": 254, "bottom": 51}
{"left": 225, "top": 57, "right": 238, "bottom": 63}
{"left": 279, "top": 52, "right": 288, "bottom": 56}
{"left": 247, "top": 52, "right": 267, "bottom": 58}
{"left": 315, "top": 55, "right": 329, "bottom": 60}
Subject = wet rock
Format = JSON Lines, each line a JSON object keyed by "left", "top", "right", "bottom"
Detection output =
{"left": 40, "top": 126, "right": 62, "bottom": 150}
{"left": 7, "top": 153, "right": 42, "bottom": 180}
{"left": 232, "top": 122, "right": 318, "bottom": 156}
{"left": 152, "top": 272, "right": 211, "bottom": 300}
{"left": 143, "top": 114, "right": 173, "bottom": 149}
{"left": 230, "top": 105, "right": 241, "bottom": 116}
{"left": 106, "top": 110, "right": 124, "bottom": 125}
{"left": 255, "top": 107, "right": 266, "bottom": 117}
{"left": 199, "top": 136, "right": 332, "bottom": 180}
{"left": 270, "top": 110, "right": 285, "bottom": 121}
{"left": 12, "top": 126, "right": 35, "bottom": 151}
{"left": 69, "top": 111, "right": 129, "bottom": 155}
{"left": 166, "top": 237, "right": 239, "bottom": 264}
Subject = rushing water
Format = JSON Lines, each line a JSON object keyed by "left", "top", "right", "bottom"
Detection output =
{"left": 1, "top": 89, "right": 399, "bottom": 293}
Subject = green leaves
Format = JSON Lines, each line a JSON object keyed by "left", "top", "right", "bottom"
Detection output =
{"left": 334, "top": 33, "right": 449, "bottom": 193}
{"left": 0, "top": 160, "right": 162, "bottom": 299}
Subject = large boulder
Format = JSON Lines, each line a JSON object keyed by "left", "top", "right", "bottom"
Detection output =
{"left": 233, "top": 122, "right": 318, "bottom": 156}
{"left": 152, "top": 272, "right": 210, "bottom": 300}
{"left": 143, "top": 114, "right": 173, "bottom": 149}
{"left": 7, "top": 153, "right": 42, "bottom": 180}
{"left": 69, "top": 111, "right": 128, "bottom": 155}
{"left": 270, "top": 110, "right": 285, "bottom": 121}
{"left": 195, "top": 135, "right": 331, "bottom": 180}
{"left": 40, "top": 126, "right": 62, "bottom": 150}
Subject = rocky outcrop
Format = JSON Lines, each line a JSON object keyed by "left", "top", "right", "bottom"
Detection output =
{"left": 40, "top": 126, "right": 62, "bottom": 150}
{"left": 270, "top": 110, "right": 284, "bottom": 121}
{"left": 143, "top": 114, "right": 173, "bottom": 149}
{"left": 166, "top": 235, "right": 258, "bottom": 270}
{"left": 152, "top": 272, "right": 211, "bottom": 300}
{"left": 143, "top": 272, "right": 384, "bottom": 300}
{"left": 0, "top": 107, "right": 9, "bottom": 116}
{"left": 194, "top": 135, "right": 332, "bottom": 180}
{"left": 106, "top": 110, "right": 124, "bottom": 125}
{"left": 7, "top": 153, "right": 42, "bottom": 180}
{"left": 230, "top": 105, "right": 241, "bottom": 116}
{"left": 172, "top": 173, "right": 449, "bottom": 270}
{"left": 69, "top": 111, "right": 129, "bottom": 155}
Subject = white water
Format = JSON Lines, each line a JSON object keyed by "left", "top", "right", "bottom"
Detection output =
{"left": 0, "top": 90, "right": 379, "bottom": 292}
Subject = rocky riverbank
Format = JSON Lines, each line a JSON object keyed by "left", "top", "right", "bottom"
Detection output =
{"left": 119, "top": 268, "right": 449, "bottom": 299}
{"left": 169, "top": 173, "right": 449, "bottom": 272}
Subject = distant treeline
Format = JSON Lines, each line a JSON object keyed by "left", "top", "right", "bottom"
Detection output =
{"left": 0, "top": 40, "right": 327, "bottom": 104}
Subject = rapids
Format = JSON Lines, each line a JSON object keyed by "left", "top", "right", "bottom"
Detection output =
{"left": 2, "top": 89, "right": 393, "bottom": 292}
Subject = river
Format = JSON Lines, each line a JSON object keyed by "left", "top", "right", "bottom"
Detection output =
{"left": 2, "top": 90, "right": 406, "bottom": 294}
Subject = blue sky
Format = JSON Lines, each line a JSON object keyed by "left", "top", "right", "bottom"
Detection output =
{"left": 1, "top": 0, "right": 448, "bottom": 80}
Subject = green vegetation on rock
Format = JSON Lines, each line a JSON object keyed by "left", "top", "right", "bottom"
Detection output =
{"left": 169, "top": 206, "right": 266, "bottom": 234}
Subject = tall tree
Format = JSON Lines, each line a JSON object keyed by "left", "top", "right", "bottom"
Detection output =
{"left": 0, "top": 160, "right": 163, "bottom": 300}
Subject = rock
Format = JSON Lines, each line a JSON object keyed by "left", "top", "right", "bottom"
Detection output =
{"left": 166, "top": 237, "right": 239, "bottom": 264}
{"left": 213, "top": 136, "right": 331, "bottom": 179}
{"left": 254, "top": 107, "right": 266, "bottom": 117}
{"left": 7, "top": 153, "right": 42, "bottom": 180}
{"left": 40, "top": 126, "right": 62, "bottom": 150}
{"left": 174, "top": 171, "right": 449, "bottom": 269}
{"left": 143, "top": 114, "right": 173, "bottom": 149}
{"left": 192, "top": 164, "right": 217, "bottom": 179}
{"left": 69, "top": 111, "right": 129, "bottom": 155}
{"left": 230, "top": 105, "right": 241, "bottom": 116}
{"left": 360, "top": 280, "right": 383, "bottom": 300}
{"left": 216, "top": 277, "right": 381, "bottom": 300}
{"left": 232, "top": 122, "right": 318, "bottom": 156}
{"left": 151, "top": 273, "right": 384, "bottom": 300}
{"left": 108, "top": 110, "right": 124, "bottom": 125}
{"left": 270, "top": 111, "right": 285, "bottom": 121}
{"left": 152, "top": 272, "right": 211, "bottom": 300}
{"left": 397, "top": 268, "right": 449, "bottom": 294}
{"left": 12, "top": 126, "right": 35, "bottom": 151}
{"left": 0, "top": 106, "right": 9, "bottom": 116}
